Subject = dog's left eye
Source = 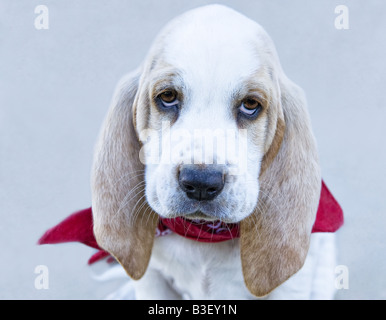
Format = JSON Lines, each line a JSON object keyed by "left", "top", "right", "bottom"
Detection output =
{"left": 158, "top": 90, "right": 179, "bottom": 109}
{"left": 239, "top": 98, "right": 262, "bottom": 117}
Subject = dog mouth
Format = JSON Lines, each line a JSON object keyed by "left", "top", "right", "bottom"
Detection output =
{"left": 158, "top": 208, "right": 220, "bottom": 222}
{"left": 183, "top": 210, "right": 219, "bottom": 222}
{"left": 151, "top": 184, "right": 249, "bottom": 224}
{"left": 175, "top": 207, "right": 240, "bottom": 224}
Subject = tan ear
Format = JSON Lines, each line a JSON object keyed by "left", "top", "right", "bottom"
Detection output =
{"left": 91, "top": 70, "right": 158, "bottom": 280}
{"left": 240, "top": 78, "right": 321, "bottom": 297}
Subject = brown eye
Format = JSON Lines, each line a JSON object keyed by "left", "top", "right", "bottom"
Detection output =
{"left": 159, "top": 90, "right": 178, "bottom": 107}
{"left": 244, "top": 98, "right": 259, "bottom": 110}
{"left": 239, "top": 98, "right": 262, "bottom": 117}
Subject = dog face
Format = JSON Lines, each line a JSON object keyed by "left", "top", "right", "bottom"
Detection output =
{"left": 136, "top": 10, "right": 276, "bottom": 223}
{"left": 91, "top": 5, "right": 321, "bottom": 297}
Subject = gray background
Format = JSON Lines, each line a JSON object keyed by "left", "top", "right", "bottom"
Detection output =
{"left": 1, "top": 0, "right": 385, "bottom": 299}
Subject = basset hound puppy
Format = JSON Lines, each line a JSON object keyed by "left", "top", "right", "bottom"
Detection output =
{"left": 41, "top": 4, "right": 343, "bottom": 299}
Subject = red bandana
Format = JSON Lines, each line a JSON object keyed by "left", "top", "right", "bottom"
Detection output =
{"left": 38, "top": 180, "right": 343, "bottom": 264}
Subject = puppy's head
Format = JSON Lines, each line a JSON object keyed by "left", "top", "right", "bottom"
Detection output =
{"left": 91, "top": 5, "right": 321, "bottom": 297}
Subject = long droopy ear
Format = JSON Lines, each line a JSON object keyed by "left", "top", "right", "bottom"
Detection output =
{"left": 91, "top": 70, "right": 158, "bottom": 280}
{"left": 240, "top": 78, "right": 321, "bottom": 297}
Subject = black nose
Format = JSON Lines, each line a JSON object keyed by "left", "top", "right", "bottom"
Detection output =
{"left": 178, "top": 165, "right": 225, "bottom": 201}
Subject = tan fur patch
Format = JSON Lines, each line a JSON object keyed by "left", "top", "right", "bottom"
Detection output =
{"left": 91, "top": 9, "right": 321, "bottom": 298}
{"left": 240, "top": 78, "right": 321, "bottom": 297}
{"left": 91, "top": 71, "right": 159, "bottom": 280}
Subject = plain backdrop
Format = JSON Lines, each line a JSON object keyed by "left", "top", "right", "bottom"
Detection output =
{"left": 1, "top": 0, "right": 385, "bottom": 299}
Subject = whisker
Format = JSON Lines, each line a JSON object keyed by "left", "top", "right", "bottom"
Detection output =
{"left": 116, "top": 181, "right": 146, "bottom": 216}
{"left": 255, "top": 188, "right": 282, "bottom": 216}
{"left": 136, "top": 194, "right": 158, "bottom": 228}
{"left": 254, "top": 205, "right": 263, "bottom": 235}
{"left": 115, "top": 170, "right": 146, "bottom": 187}
{"left": 224, "top": 219, "right": 236, "bottom": 243}
{"left": 118, "top": 183, "right": 146, "bottom": 213}
{"left": 241, "top": 177, "right": 282, "bottom": 218}
{"left": 131, "top": 192, "right": 149, "bottom": 226}
{"left": 195, "top": 222, "right": 205, "bottom": 242}
{"left": 118, "top": 169, "right": 145, "bottom": 180}
{"left": 183, "top": 217, "right": 192, "bottom": 238}
{"left": 144, "top": 205, "right": 157, "bottom": 228}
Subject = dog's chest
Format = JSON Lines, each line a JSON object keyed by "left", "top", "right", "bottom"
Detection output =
{"left": 150, "top": 234, "right": 254, "bottom": 299}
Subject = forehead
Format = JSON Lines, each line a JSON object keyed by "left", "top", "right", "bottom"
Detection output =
{"left": 156, "top": 7, "right": 262, "bottom": 87}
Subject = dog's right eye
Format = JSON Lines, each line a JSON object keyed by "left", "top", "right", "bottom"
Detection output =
{"left": 158, "top": 90, "right": 179, "bottom": 109}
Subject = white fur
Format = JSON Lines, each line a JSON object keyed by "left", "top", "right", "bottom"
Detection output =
{"left": 99, "top": 233, "right": 337, "bottom": 300}
{"left": 92, "top": 4, "right": 338, "bottom": 300}
{"left": 143, "top": 5, "right": 264, "bottom": 222}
